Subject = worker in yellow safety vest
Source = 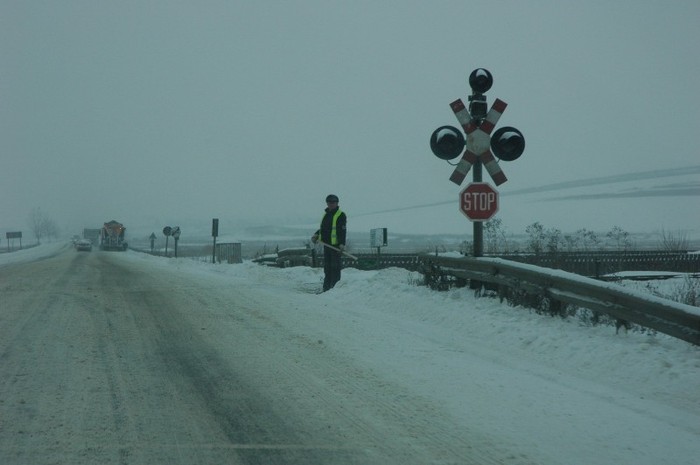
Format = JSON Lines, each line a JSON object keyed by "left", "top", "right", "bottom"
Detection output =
{"left": 311, "top": 194, "right": 347, "bottom": 292}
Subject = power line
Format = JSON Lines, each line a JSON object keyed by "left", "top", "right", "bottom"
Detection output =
{"left": 354, "top": 165, "right": 700, "bottom": 218}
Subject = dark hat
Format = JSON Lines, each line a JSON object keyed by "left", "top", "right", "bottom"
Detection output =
{"left": 325, "top": 194, "right": 339, "bottom": 202}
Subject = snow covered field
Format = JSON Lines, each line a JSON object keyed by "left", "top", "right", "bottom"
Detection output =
{"left": 2, "top": 243, "right": 699, "bottom": 464}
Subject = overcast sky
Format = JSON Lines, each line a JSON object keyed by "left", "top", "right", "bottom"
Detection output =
{"left": 2, "top": 0, "right": 699, "bottom": 240}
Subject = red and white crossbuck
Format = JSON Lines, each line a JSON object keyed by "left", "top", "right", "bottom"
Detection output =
{"left": 448, "top": 98, "right": 508, "bottom": 186}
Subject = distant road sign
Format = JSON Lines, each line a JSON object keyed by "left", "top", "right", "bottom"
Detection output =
{"left": 460, "top": 182, "right": 499, "bottom": 221}
{"left": 370, "top": 228, "right": 388, "bottom": 248}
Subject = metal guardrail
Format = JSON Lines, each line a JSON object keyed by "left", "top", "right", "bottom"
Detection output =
{"left": 495, "top": 251, "right": 700, "bottom": 276}
{"left": 251, "top": 248, "right": 700, "bottom": 342}
{"left": 299, "top": 252, "right": 422, "bottom": 270}
{"left": 419, "top": 255, "right": 700, "bottom": 345}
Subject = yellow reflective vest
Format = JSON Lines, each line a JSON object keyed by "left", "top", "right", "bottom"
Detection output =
{"left": 320, "top": 209, "right": 344, "bottom": 245}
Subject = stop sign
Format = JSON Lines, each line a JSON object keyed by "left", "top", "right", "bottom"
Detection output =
{"left": 460, "top": 182, "right": 499, "bottom": 221}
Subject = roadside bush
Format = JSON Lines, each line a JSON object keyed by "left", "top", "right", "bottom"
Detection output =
{"left": 670, "top": 275, "right": 699, "bottom": 307}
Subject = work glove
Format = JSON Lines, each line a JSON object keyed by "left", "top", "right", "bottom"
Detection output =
{"left": 311, "top": 234, "right": 319, "bottom": 244}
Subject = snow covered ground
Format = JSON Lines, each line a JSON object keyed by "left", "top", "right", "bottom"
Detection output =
{"left": 2, "top": 243, "right": 699, "bottom": 464}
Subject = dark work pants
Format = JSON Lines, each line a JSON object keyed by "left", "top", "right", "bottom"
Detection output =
{"left": 323, "top": 247, "right": 342, "bottom": 291}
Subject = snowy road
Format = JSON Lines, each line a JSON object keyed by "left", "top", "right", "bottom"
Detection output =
{"left": 1, "top": 244, "right": 699, "bottom": 464}
{"left": 0, "top": 247, "right": 508, "bottom": 464}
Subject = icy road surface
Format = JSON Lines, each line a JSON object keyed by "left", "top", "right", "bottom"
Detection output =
{"left": 1, "top": 244, "right": 699, "bottom": 464}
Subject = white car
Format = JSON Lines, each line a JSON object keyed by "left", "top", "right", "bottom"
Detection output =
{"left": 75, "top": 239, "right": 92, "bottom": 252}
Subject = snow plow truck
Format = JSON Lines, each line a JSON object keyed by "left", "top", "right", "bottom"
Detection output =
{"left": 100, "top": 220, "right": 128, "bottom": 251}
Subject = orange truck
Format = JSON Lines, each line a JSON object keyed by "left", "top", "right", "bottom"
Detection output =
{"left": 100, "top": 220, "right": 128, "bottom": 251}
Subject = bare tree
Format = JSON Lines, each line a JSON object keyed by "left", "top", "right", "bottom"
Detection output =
{"left": 27, "top": 207, "right": 59, "bottom": 244}
{"left": 46, "top": 217, "right": 60, "bottom": 241}
{"left": 563, "top": 234, "right": 577, "bottom": 252}
{"left": 484, "top": 218, "right": 509, "bottom": 254}
{"left": 575, "top": 228, "right": 600, "bottom": 251}
{"left": 545, "top": 227, "right": 562, "bottom": 254}
{"left": 606, "top": 226, "right": 633, "bottom": 251}
{"left": 28, "top": 207, "right": 46, "bottom": 244}
{"left": 659, "top": 228, "right": 688, "bottom": 252}
{"left": 526, "top": 222, "right": 546, "bottom": 256}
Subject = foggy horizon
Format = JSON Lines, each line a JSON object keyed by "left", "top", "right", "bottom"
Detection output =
{"left": 2, "top": 1, "right": 699, "bottom": 242}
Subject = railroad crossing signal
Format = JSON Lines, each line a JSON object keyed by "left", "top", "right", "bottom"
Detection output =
{"left": 430, "top": 68, "right": 525, "bottom": 257}
{"left": 430, "top": 68, "right": 525, "bottom": 186}
{"left": 460, "top": 182, "right": 499, "bottom": 221}
{"left": 449, "top": 98, "right": 508, "bottom": 185}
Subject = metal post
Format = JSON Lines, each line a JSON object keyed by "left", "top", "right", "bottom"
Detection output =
{"left": 473, "top": 160, "right": 484, "bottom": 258}
{"left": 211, "top": 218, "right": 219, "bottom": 263}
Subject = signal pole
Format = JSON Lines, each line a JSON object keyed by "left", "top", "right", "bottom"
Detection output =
{"left": 430, "top": 68, "right": 525, "bottom": 258}
{"left": 472, "top": 161, "right": 484, "bottom": 257}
